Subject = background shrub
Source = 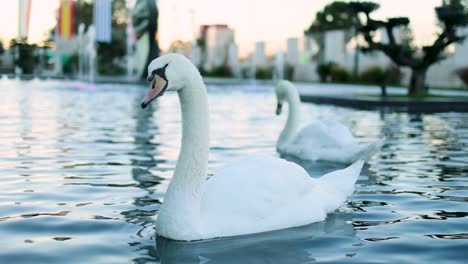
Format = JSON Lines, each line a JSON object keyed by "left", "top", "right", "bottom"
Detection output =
{"left": 317, "top": 62, "right": 334, "bottom": 82}
{"left": 204, "top": 65, "right": 232, "bottom": 78}
{"left": 360, "top": 66, "right": 385, "bottom": 84}
{"left": 360, "top": 65, "right": 402, "bottom": 85}
{"left": 255, "top": 67, "right": 273, "bottom": 80}
{"left": 385, "top": 65, "right": 403, "bottom": 85}
{"left": 456, "top": 67, "right": 468, "bottom": 87}
{"left": 330, "top": 64, "right": 352, "bottom": 83}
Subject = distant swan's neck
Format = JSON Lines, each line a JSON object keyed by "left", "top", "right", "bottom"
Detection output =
{"left": 278, "top": 89, "right": 301, "bottom": 149}
{"left": 156, "top": 71, "right": 209, "bottom": 240}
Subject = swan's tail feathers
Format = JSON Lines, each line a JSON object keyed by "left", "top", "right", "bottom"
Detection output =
{"left": 319, "top": 160, "right": 364, "bottom": 197}
{"left": 354, "top": 138, "right": 385, "bottom": 162}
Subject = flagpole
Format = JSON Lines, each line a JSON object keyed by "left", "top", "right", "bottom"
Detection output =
{"left": 54, "top": 22, "right": 62, "bottom": 76}
{"left": 92, "top": 1, "right": 97, "bottom": 83}
{"left": 88, "top": 25, "right": 96, "bottom": 84}
{"left": 78, "top": 24, "right": 85, "bottom": 81}
{"left": 126, "top": 17, "right": 134, "bottom": 79}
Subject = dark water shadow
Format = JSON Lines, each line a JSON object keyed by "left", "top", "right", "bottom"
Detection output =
{"left": 280, "top": 154, "right": 353, "bottom": 176}
{"left": 123, "top": 94, "right": 163, "bottom": 262}
{"left": 155, "top": 211, "right": 355, "bottom": 264}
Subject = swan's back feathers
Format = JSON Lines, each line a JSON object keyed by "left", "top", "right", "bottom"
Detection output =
{"left": 280, "top": 120, "right": 383, "bottom": 164}
{"left": 203, "top": 155, "right": 316, "bottom": 218}
{"left": 318, "top": 160, "right": 364, "bottom": 197}
{"left": 294, "top": 120, "right": 355, "bottom": 147}
{"left": 199, "top": 155, "right": 363, "bottom": 239}
{"left": 352, "top": 139, "right": 385, "bottom": 162}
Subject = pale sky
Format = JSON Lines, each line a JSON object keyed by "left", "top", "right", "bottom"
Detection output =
{"left": 0, "top": 0, "right": 442, "bottom": 56}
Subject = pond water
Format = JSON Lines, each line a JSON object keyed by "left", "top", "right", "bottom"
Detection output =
{"left": 0, "top": 79, "right": 467, "bottom": 263}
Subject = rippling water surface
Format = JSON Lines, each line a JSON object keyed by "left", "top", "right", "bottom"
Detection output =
{"left": 1, "top": 79, "right": 467, "bottom": 263}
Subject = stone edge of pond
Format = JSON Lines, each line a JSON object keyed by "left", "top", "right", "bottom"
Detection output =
{"left": 300, "top": 94, "right": 468, "bottom": 113}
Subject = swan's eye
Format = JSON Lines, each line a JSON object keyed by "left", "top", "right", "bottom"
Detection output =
{"left": 147, "top": 64, "right": 169, "bottom": 84}
{"left": 151, "top": 64, "right": 168, "bottom": 81}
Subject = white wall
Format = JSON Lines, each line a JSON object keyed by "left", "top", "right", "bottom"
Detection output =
{"left": 190, "top": 44, "right": 202, "bottom": 68}
{"left": 454, "top": 27, "right": 468, "bottom": 69}
{"left": 324, "top": 30, "right": 346, "bottom": 65}
{"left": 228, "top": 43, "right": 241, "bottom": 77}
{"left": 204, "top": 27, "right": 235, "bottom": 70}
{"left": 426, "top": 56, "right": 463, "bottom": 87}
{"left": 293, "top": 62, "right": 318, "bottom": 82}
{"left": 286, "top": 38, "right": 299, "bottom": 65}
{"left": 254, "top": 41, "right": 266, "bottom": 67}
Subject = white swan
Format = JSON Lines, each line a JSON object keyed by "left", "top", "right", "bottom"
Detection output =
{"left": 275, "top": 80, "right": 383, "bottom": 164}
{"left": 141, "top": 54, "right": 364, "bottom": 241}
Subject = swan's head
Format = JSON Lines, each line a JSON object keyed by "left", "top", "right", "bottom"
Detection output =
{"left": 141, "top": 53, "right": 193, "bottom": 109}
{"left": 275, "top": 80, "right": 294, "bottom": 115}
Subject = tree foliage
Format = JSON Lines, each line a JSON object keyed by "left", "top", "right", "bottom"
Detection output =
{"left": 72, "top": 0, "right": 94, "bottom": 33}
{"left": 456, "top": 67, "right": 468, "bottom": 86}
{"left": 168, "top": 40, "right": 191, "bottom": 53}
{"left": 306, "top": 1, "right": 355, "bottom": 33}
{"left": 316, "top": 62, "right": 352, "bottom": 83}
{"left": 360, "top": 65, "right": 402, "bottom": 85}
{"left": 0, "top": 40, "right": 4, "bottom": 55}
{"left": 360, "top": 66, "right": 385, "bottom": 85}
{"left": 9, "top": 39, "right": 38, "bottom": 74}
{"left": 317, "top": 62, "right": 334, "bottom": 82}
{"left": 305, "top": 1, "right": 356, "bottom": 62}
{"left": 349, "top": 0, "right": 468, "bottom": 95}
{"left": 330, "top": 64, "right": 352, "bottom": 83}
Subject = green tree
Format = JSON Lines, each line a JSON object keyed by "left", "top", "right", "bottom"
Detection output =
{"left": 349, "top": 0, "right": 468, "bottom": 95}
{"left": 0, "top": 40, "right": 4, "bottom": 55}
{"left": 305, "top": 1, "right": 355, "bottom": 63}
{"left": 0, "top": 40, "right": 4, "bottom": 69}
{"left": 317, "top": 62, "right": 334, "bottom": 82}
{"left": 306, "top": 1, "right": 354, "bottom": 32}
{"left": 360, "top": 66, "right": 385, "bottom": 85}
{"left": 73, "top": 0, "right": 94, "bottom": 32}
{"left": 330, "top": 64, "right": 352, "bottom": 83}
{"left": 9, "top": 39, "right": 38, "bottom": 74}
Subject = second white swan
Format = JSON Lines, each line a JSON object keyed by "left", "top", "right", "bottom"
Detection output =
{"left": 141, "top": 54, "right": 364, "bottom": 241}
{"left": 275, "top": 80, "right": 383, "bottom": 164}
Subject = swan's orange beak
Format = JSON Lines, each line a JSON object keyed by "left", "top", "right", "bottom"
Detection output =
{"left": 141, "top": 75, "right": 168, "bottom": 109}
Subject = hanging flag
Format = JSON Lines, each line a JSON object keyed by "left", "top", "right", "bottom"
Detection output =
{"left": 58, "top": 0, "right": 74, "bottom": 39}
{"left": 94, "top": 0, "right": 112, "bottom": 43}
{"left": 18, "top": 0, "right": 32, "bottom": 39}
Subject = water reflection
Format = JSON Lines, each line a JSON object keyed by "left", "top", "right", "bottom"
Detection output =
{"left": 155, "top": 212, "right": 355, "bottom": 264}
{"left": 280, "top": 155, "right": 352, "bottom": 176}
{"left": 1, "top": 80, "right": 467, "bottom": 263}
{"left": 125, "top": 91, "right": 161, "bottom": 262}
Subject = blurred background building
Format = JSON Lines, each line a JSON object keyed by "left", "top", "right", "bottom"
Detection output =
{"left": 0, "top": 0, "right": 467, "bottom": 88}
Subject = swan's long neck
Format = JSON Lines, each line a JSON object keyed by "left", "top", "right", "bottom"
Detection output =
{"left": 156, "top": 70, "right": 209, "bottom": 240}
{"left": 277, "top": 89, "right": 301, "bottom": 149}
